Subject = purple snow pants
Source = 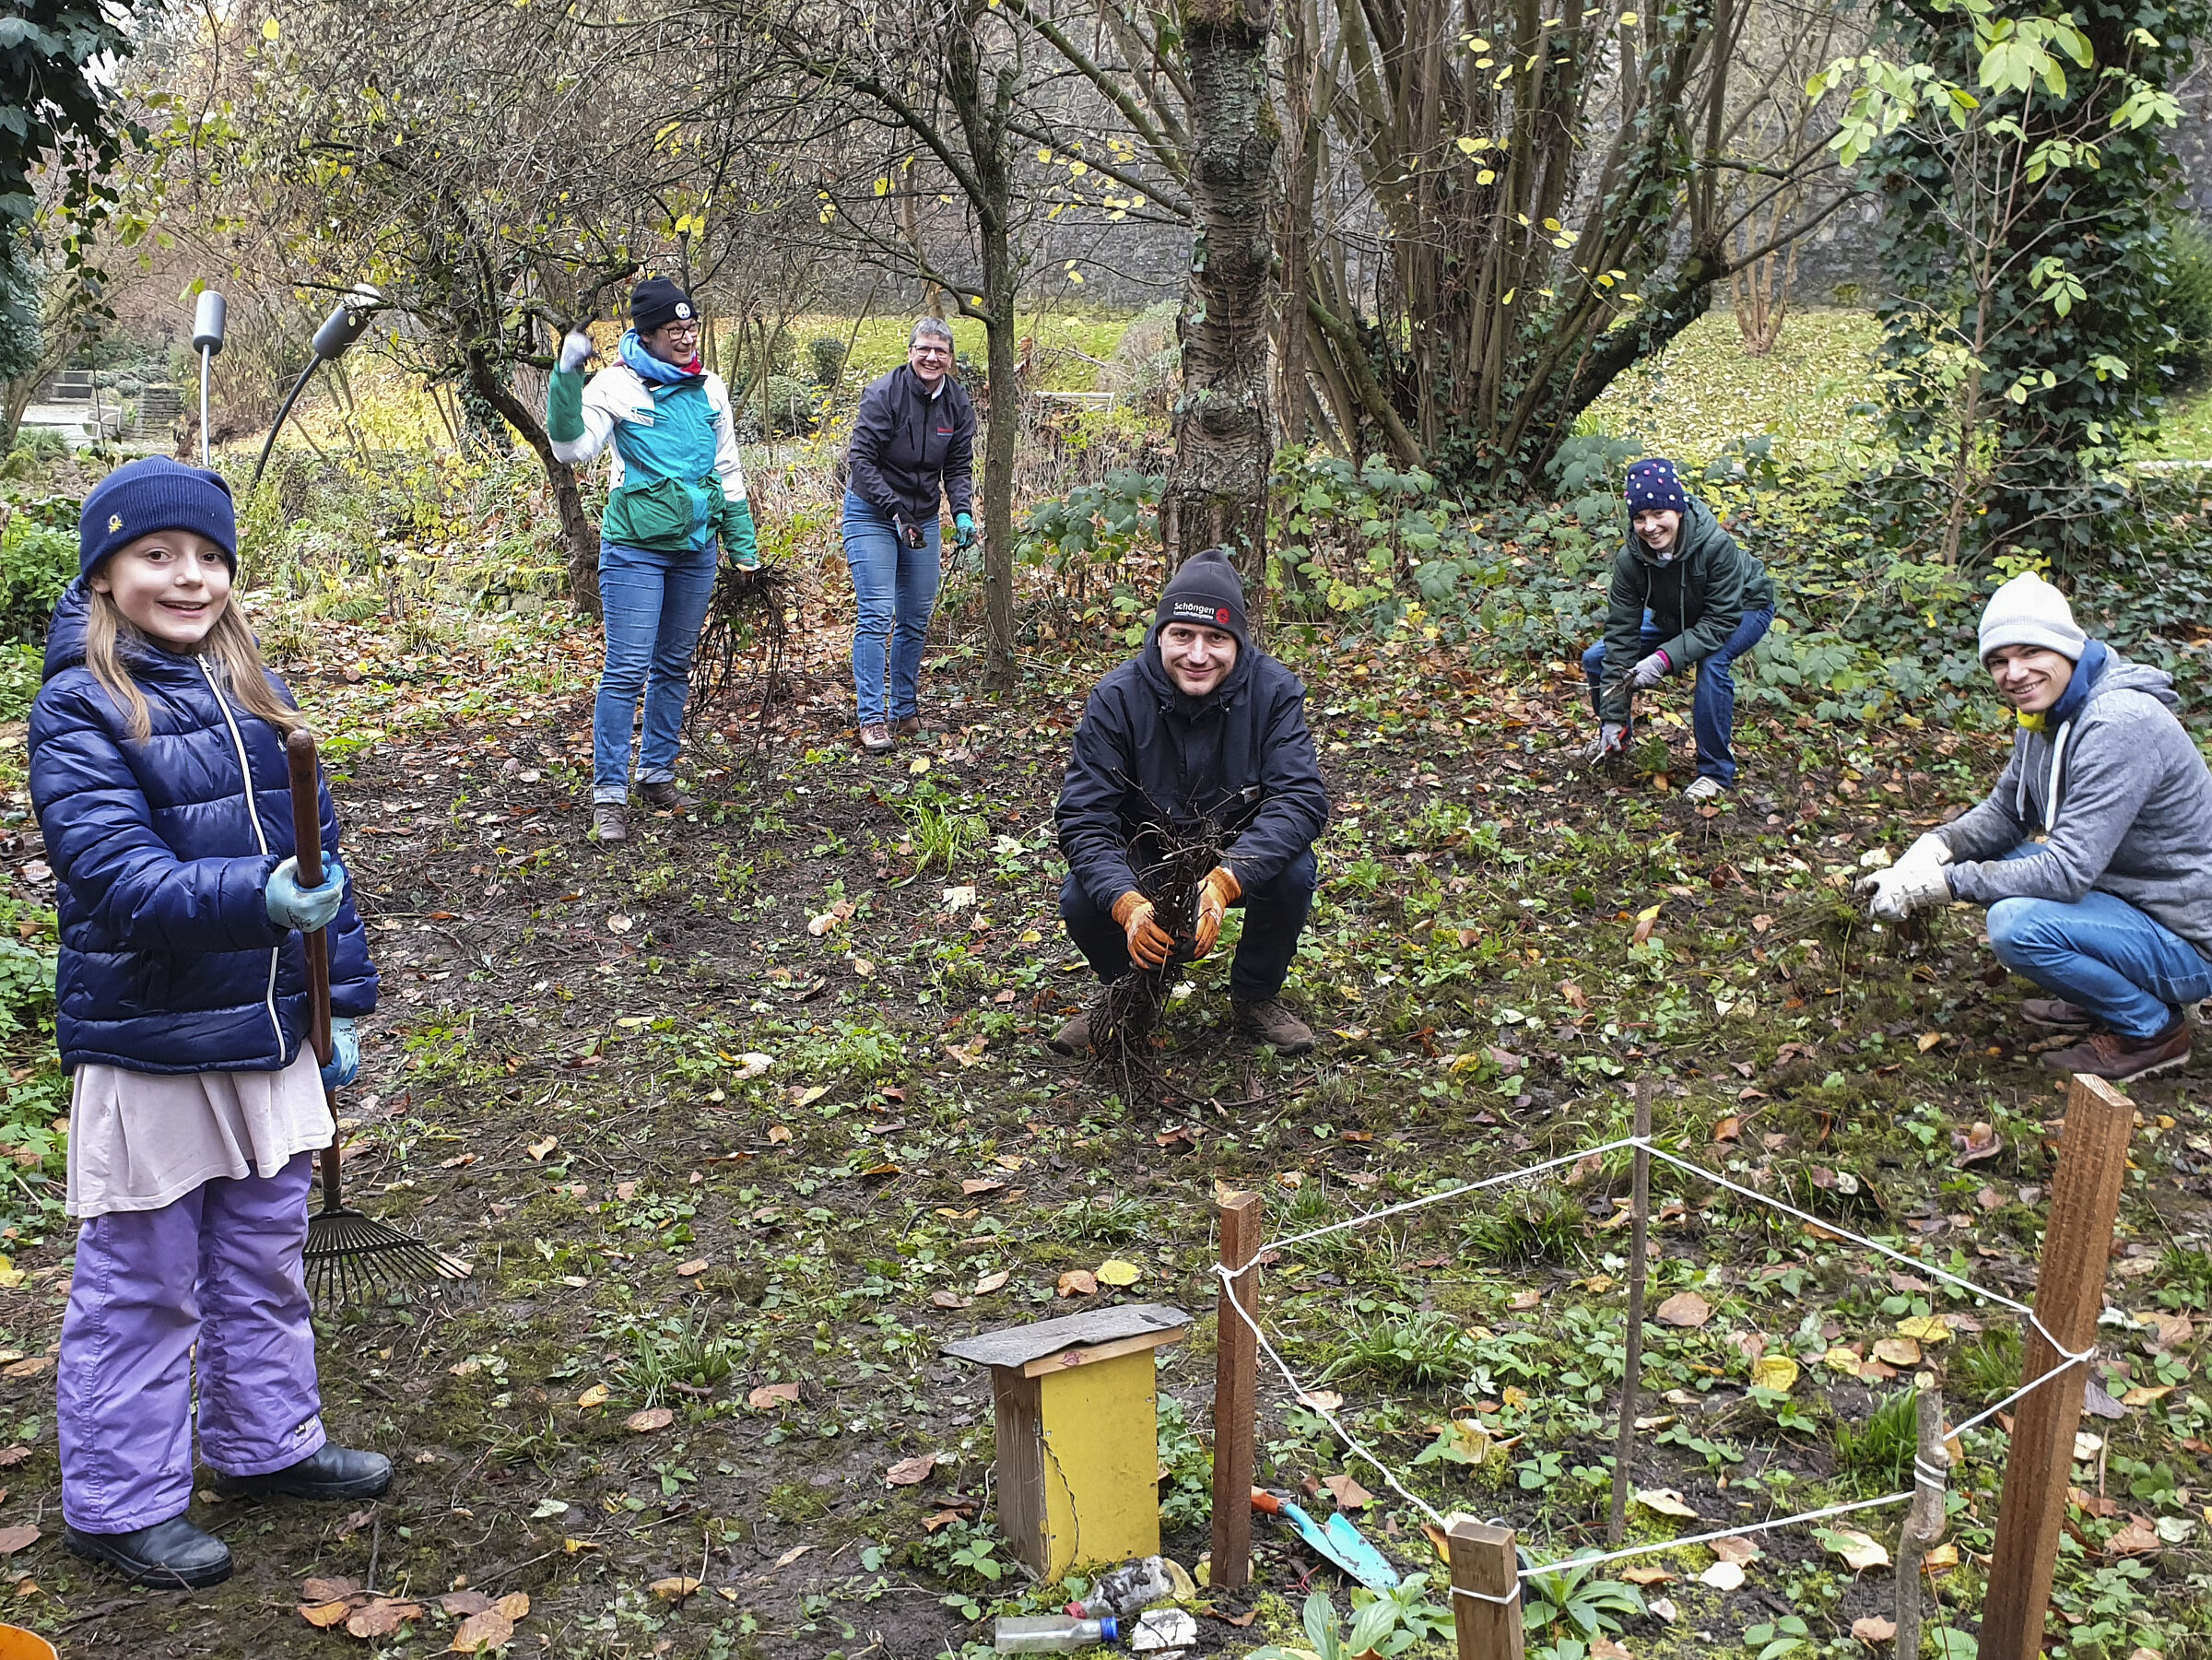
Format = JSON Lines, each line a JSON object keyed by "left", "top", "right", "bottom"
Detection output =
{"left": 58, "top": 1153, "right": 324, "bottom": 1533}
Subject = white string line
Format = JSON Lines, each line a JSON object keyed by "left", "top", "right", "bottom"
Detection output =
{"left": 1441, "top": 1489, "right": 1915, "bottom": 1593}
{"left": 1223, "top": 1136, "right": 1644, "bottom": 1277}
{"left": 1638, "top": 1145, "right": 2037, "bottom": 1318}
{"left": 1212, "top": 1263, "right": 1449, "bottom": 1528}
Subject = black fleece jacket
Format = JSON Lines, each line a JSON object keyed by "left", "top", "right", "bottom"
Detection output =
{"left": 846, "top": 366, "right": 975, "bottom": 531}
{"left": 1057, "top": 630, "right": 1330, "bottom": 906}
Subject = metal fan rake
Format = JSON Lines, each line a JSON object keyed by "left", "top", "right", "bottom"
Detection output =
{"left": 287, "top": 730, "right": 475, "bottom": 1308}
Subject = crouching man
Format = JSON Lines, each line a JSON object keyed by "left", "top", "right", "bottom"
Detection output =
{"left": 1051, "top": 549, "right": 1330, "bottom": 1056}
{"left": 1862, "top": 572, "right": 2212, "bottom": 1081}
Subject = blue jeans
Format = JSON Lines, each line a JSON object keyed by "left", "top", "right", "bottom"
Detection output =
{"left": 1984, "top": 847, "right": 2212, "bottom": 1041}
{"left": 1583, "top": 607, "right": 1774, "bottom": 786}
{"left": 593, "top": 539, "right": 719, "bottom": 804}
{"left": 842, "top": 491, "right": 942, "bottom": 726}
{"left": 1060, "top": 850, "right": 1318, "bottom": 1004}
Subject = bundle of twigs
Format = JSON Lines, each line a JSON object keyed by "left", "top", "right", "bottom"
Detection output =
{"left": 1088, "top": 818, "right": 1223, "bottom": 1103}
{"left": 685, "top": 562, "right": 792, "bottom": 744}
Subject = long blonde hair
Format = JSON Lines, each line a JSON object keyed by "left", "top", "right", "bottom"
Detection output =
{"left": 83, "top": 585, "right": 306, "bottom": 744}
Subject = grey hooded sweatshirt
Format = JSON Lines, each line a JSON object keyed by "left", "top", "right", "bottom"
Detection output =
{"left": 1940, "top": 649, "right": 2212, "bottom": 956}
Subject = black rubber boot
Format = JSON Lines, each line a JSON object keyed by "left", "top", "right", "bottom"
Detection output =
{"left": 214, "top": 1443, "right": 394, "bottom": 1502}
{"left": 65, "top": 1516, "right": 233, "bottom": 1588}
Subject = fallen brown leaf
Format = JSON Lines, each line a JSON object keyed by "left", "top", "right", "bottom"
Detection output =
{"left": 748, "top": 1382, "right": 801, "bottom": 1410}
{"left": 300, "top": 1601, "right": 355, "bottom": 1630}
{"left": 625, "top": 1407, "right": 675, "bottom": 1434}
{"left": 0, "top": 1525, "right": 41, "bottom": 1556}
{"left": 439, "top": 1591, "right": 492, "bottom": 1617}
{"left": 347, "top": 1599, "right": 422, "bottom": 1640}
{"left": 304, "top": 1576, "right": 362, "bottom": 1605}
{"left": 886, "top": 1453, "right": 938, "bottom": 1488}
{"left": 649, "top": 1577, "right": 700, "bottom": 1602}
{"left": 1056, "top": 1269, "right": 1098, "bottom": 1298}
{"left": 448, "top": 1608, "right": 514, "bottom": 1654}
{"left": 1852, "top": 1616, "right": 1897, "bottom": 1644}
{"left": 1322, "top": 1473, "right": 1373, "bottom": 1510}
{"left": 1654, "top": 1291, "right": 1711, "bottom": 1328}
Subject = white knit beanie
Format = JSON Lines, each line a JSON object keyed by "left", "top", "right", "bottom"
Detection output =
{"left": 1978, "top": 572, "right": 2086, "bottom": 663}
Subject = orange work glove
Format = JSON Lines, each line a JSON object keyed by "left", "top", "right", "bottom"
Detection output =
{"left": 1111, "top": 890, "right": 1175, "bottom": 971}
{"left": 1193, "top": 865, "right": 1241, "bottom": 957}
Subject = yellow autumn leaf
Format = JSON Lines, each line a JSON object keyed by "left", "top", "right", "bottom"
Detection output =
{"left": 1896, "top": 1314, "right": 1952, "bottom": 1345}
{"left": 262, "top": 15, "right": 280, "bottom": 38}
{"left": 1822, "top": 1346, "right": 1863, "bottom": 1374}
{"left": 1096, "top": 1259, "right": 1141, "bottom": 1287}
{"left": 575, "top": 1383, "right": 609, "bottom": 1409}
{"left": 1636, "top": 903, "right": 1663, "bottom": 923}
{"left": 1751, "top": 1354, "right": 1799, "bottom": 1393}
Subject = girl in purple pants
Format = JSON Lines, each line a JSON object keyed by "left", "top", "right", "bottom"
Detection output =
{"left": 29, "top": 459, "right": 391, "bottom": 1588}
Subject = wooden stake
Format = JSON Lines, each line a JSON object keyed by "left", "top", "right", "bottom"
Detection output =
{"left": 1210, "top": 1189, "right": 1263, "bottom": 1591}
{"left": 1895, "top": 1375, "right": 1947, "bottom": 1657}
{"left": 1607, "top": 1079, "right": 1653, "bottom": 1547}
{"left": 1981, "top": 1072, "right": 2133, "bottom": 1660}
{"left": 1447, "top": 1518, "right": 1524, "bottom": 1660}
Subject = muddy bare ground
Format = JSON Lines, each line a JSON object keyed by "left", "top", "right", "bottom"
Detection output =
{"left": 0, "top": 615, "right": 2203, "bottom": 1657}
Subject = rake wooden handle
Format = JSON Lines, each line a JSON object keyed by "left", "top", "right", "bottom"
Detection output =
{"left": 284, "top": 729, "right": 342, "bottom": 1214}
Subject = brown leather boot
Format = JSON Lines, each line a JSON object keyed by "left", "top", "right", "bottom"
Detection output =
{"left": 2021, "top": 997, "right": 2095, "bottom": 1030}
{"left": 1234, "top": 998, "right": 1315, "bottom": 1054}
{"left": 891, "top": 715, "right": 923, "bottom": 738}
{"left": 1045, "top": 1010, "right": 1092, "bottom": 1056}
{"left": 858, "top": 723, "right": 895, "bottom": 753}
{"left": 592, "top": 804, "right": 628, "bottom": 843}
{"left": 2039, "top": 1019, "right": 2191, "bottom": 1082}
{"left": 639, "top": 780, "right": 695, "bottom": 813}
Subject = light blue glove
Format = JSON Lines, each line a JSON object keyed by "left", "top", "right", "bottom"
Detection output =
{"left": 265, "top": 855, "right": 347, "bottom": 932}
{"left": 953, "top": 512, "right": 976, "bottom": 550}
{"left": 321, "top": 1018, "right": 360, "bottom": 1089}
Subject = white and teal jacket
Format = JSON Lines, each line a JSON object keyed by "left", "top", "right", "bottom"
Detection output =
{"left": 547, "top": 333, "right": 756, "bottom": 561}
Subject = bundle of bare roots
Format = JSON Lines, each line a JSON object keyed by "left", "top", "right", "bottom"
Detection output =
{"left": 1088, "top": 820, "right": 1223, "bottom": 1104}
{"left": 685, "top": 562, "right": 793, "bottom": 744}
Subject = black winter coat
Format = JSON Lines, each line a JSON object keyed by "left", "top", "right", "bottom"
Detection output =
{"left": 29, "top": 582, "right": 377, "bottom": 1074}
{"left": 1057, "top": 630, "right": 1329, "bottom": 906}
{"left": 846, "top": 366, "right": 975, "bottom": 531}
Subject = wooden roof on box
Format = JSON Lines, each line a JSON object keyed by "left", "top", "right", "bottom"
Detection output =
{"left": 942, "top": 1302, "right": 1193, "bottom": 1370}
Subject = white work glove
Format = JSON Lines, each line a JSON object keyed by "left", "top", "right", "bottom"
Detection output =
{"left": 1630, "top": 651, "right": 1670, "bottom": 689}
{"left": 558, "top": 329, "right": 594, "bottom": 373}
{"left": 1856, "top": 836, "right": 1952, "bottom": 921}
{"left": 1583, "top": 722, "right": 1628, "bottom": 760}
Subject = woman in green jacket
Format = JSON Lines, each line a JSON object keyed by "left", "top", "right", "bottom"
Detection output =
{"left": 547, "top": 277, "right": 759, "bottom": 844}
{"left": 1582, "top": 458, "right": 1776, "bottom": 801}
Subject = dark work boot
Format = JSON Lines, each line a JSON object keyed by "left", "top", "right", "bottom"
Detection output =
{"left": 214, "top": 1443, "right": 394, "bottom": 1502}
{"left": 2021, "top": 997, "right": 2096, "bottom": 1030}
{"left": 639, "top": 780, "right": 695, "bottom": 813}
{"left": 593, "top": 804, "right": 628, "bottom": 844}
{"left": 1046, "top": 1010, "right": 1093, "bottom": 1056}
{"left": 65, "top": 1515, "right": 233, "bottom": 1588}
{"left": 1234, "top": 998, "right": 1316, "bottom": 1054}
{"left": 2040, "top": 1019, "right": 2192, "bottom": 1083}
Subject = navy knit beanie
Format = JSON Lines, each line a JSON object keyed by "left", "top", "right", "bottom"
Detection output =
{"left": 1623, "top": 457, "right": 1688, "bottom": 516}
{"left": 629, "top": 277, "right": 696, "bottom": 336}
{"left": 1156, "top": 547, "right": 1248, "bottom": 651}
{"left": 78, "top": 457, "right": 237, "bottom": 580}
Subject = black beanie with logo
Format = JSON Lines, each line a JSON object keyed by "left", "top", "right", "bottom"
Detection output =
{"left": 629, "top": 277, "right": 696, "bottom": 336}
{"left": 1154, "top": 547, "right": 1249, "bottom": 651}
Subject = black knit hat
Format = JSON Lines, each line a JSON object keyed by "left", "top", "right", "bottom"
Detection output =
{"left": 629, "top": 277, "right": 696, "bottom": 336}
{"left": 1155, "top": 547, "right": 1248, "bottom": 650}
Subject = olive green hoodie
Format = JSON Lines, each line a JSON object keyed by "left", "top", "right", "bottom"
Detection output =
{"left": 1597, "top": 497, "right": 1778, "bottom": 723}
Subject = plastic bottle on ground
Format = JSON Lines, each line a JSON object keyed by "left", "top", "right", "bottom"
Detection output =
{"left": 993, "top": 1614, "right": 1121, "bottom": 1654}
{"left": 1065, "top": 1555, "right": 1177, "bottom": 1619}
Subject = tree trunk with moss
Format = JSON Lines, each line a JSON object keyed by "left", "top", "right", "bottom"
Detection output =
{"left": 1160, "top": 0, "right": 1277, "bottom": 597}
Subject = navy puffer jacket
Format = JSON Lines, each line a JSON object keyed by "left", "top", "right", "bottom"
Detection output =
{"left": 29, "top": 582, "right": 376, "bottom": 1074}
{"left": 1057, "top": 628, "right": 1330, "bottom": 906}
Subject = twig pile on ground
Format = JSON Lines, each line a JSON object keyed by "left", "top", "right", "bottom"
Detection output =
{"left": 686, "top": 563, "right": 792, "bottom": 743}
{"left": 1088, "top": 819, "right": 1222, "bottom": 1103}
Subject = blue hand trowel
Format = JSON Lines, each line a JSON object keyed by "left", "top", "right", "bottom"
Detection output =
{"left": 1252, "top": 1488, "right": 1401, "bottom": 1591}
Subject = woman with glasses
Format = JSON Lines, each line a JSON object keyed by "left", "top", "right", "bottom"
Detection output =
{"left": 841, "top": 317, "right": 976, "bottom": 752}
{"left": 547, "top": 277, "right": 759, "bottom": 843}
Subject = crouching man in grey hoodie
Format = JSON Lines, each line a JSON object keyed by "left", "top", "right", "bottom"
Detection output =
{"left": 1861, "top": 572, "right": 2212, "bottom": 1081}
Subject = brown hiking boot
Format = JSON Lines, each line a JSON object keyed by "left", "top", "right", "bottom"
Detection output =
{"left": 891, "top": 715, "right": 923, "bottom": 738}
{"left": 1045, "top": 1010, "right": 1093, "bottom": 1056}
{"left": 639, "top": 780, "right": 695, "bottom": 813}
{"left": 2039, "top": 1019, "right": 2192, "bottom": 1082}
{"left": 2021, "top": 997, "right": 2096, "bottom": 1030}
{"left": 592, "top": 804, "right": 628, "bottom": 843}
{"left": 859, "top": 722, "right": 895, "bottom": 753}
{"left": 1235, "top": 998, "right": 1315, "bottom": 1054}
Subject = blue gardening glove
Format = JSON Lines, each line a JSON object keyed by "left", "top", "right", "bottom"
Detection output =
{"left": 953, "top": 512, "right": 976, "bottom": 550}
{"left": 321, "top": 1017, "right": 360, "bottom": 1090}
{"left": 1630, "top": 650, "right": 1670, "bottom": 689}
{"left": 265, "top": 855, "right": 347, "bottom": 932}
{"left": 558, "top": 328, "right": 594, "bottom": 374}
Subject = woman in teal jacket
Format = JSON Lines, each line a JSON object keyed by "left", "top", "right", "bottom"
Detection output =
{"left": 547, "top": 277, "right": 759, "bottom": 844}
